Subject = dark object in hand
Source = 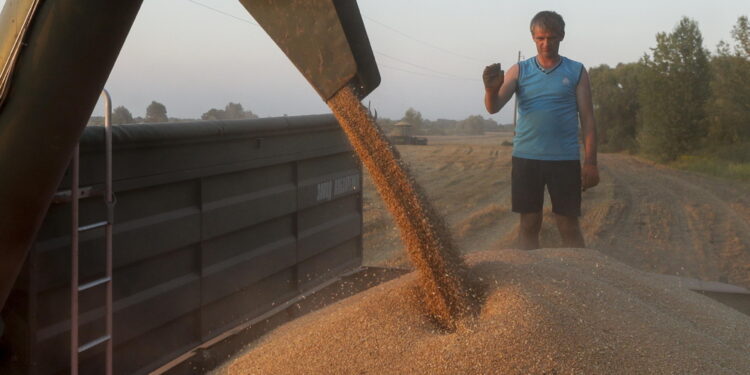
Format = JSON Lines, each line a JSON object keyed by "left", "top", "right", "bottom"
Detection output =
{"left": 483, "top": 63, "right": 504, "bottom": 90}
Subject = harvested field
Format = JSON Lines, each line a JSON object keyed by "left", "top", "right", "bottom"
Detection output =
{"left": 363, "top": 133, "right": 750, "bottom": 290}
{"left": 224, "top": 249, "right": 750, "bottom": 374}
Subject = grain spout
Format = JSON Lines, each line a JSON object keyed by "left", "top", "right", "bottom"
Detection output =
{"left": 326, "top": 86, "right": 471, "bottom": 329}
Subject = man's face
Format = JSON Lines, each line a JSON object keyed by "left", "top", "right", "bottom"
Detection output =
{"left": 532, "top": 26, "right": 563, "bottom": 59}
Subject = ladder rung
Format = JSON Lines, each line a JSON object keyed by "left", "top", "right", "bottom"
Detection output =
{"left": 78, "top": 221, "right": 107, "bottom": 232}
{"left": 52, "top": 186, "right": 104, "bottom": 204}
{"left": 78, "top": 276, "right": 111, "bottom": 292}
{"left": 78, "top": 335, "right": 111, "bottom": 353}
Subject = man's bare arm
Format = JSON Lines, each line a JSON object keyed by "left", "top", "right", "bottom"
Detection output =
{"left": 576, "top": 68, "right": 599, "bottom": 190}
{"left": 484, "top": 64, "right": 519, "bottom": 114}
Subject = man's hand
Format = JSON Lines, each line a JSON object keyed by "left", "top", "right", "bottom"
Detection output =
{"left": 582, "top": 164, "right": 599, "bottom": 191}
{"left": 483, "top": 63, "right": 504, "bottom": 91}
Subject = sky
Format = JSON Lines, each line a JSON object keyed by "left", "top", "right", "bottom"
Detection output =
{"left": 3, "top": 0, "right": 749, "bottom": 123}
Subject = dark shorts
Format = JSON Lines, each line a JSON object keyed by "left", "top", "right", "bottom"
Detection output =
{"left": 511, "top": 156, "right": 581, "bottom": 217}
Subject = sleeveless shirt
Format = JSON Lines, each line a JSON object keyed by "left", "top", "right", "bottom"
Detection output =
{"left": 513, "top": 56, "right": 584, "bottom": 160}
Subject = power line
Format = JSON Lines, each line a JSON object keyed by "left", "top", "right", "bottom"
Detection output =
{"left": 379, "top": 63, "right": 475, "bottom": 81}
{"left": 375, "top": 51, "right": 478, "bottom": 81}
{"left": 185, "top": 0, "right": 479, "bottom": 82}
{"left": 364, "top": 15, "right": 487, "bottom": 63}
{"left": 186, "top": 0, "right": 260, "bottom": 27}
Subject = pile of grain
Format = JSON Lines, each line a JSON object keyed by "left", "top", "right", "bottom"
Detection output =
{"left": 327, "top": 87, "right": 472, "bottom": 329}
{"left": 225, "top": 249, "right": 750, "bottom": 374}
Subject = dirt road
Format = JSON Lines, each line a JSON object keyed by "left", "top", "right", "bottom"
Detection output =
{"left": 362, "top": 132, "right": 750, "bottom": 289}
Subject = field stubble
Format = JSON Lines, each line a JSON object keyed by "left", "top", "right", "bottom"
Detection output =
{"left": 363, "top": 133, "right": 750, "bottom": 289}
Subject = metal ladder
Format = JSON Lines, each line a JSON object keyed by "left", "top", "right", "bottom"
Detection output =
{"left": 69, "top": 89, "right": 115, "bottom": 375}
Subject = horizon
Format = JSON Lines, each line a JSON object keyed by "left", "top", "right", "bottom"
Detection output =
{"left": 3, "top": 0, "right": 748, "bottom": 123}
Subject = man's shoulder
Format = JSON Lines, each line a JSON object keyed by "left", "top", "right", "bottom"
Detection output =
{"left": 561, "top": 56, "right": 585, "bottom": 82}
{"left": 518, "top": 57, "right": 535, "bottom": 68}
{"left": 562, "top": 56, "right": 584, "bottom": 68}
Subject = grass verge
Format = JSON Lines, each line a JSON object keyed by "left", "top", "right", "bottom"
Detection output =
{"left": 671, "top": 155, "right": 750, "bottom": 184}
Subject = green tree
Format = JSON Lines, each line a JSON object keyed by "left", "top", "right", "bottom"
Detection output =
{"left": 731, "top": 15, "right": 750, "bottom": 57}
{"left": 480, "top": 117, "right": 500, "bottom": 132}
{"left": 201, "top": 108, "right": 225, "bottom": 121}
{"left": 202, "top": 102, "right": 259, "bottom": 121}
{"left": 707, "top": 16, "right": 750, "bottom": 144}
{"left": 145, "top": 101, "right": 168, "bottom": 123}
{"left": 589, "top": 63, "right": 642, "bottom": 152}
{"left": 401, "top": 108, "right": 424, "bottom": 134}
{"left": 430, "top": 119, "right": 457, "bottom": 135}
{"left": 111, "top": 105, "right": 134, "bottom": 125}
{"left": 456, "top": 115, "right": 486, "bottom": 135}
{"left": 225, "top": 102, "right": 258, "bottom": 119}
{"left": 375, "top": 117, "right": 395, "bottom": 134}
{"left": 638, "top": 17, "right": 710, "bottom": 161}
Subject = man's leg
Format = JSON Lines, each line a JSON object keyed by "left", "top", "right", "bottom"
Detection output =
{"left": 512, "top": 157, "right": 544, "bottom": 249}
{"left": 545, "top": 159, "right": 584, "bottom": 248}
{"left": 519, "top": 212, "right": 543, "bottom": 250}
{"left": 555, "top": 214, "right": 585, "bottom": 248}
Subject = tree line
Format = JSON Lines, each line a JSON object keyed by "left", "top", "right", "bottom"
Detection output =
{"left": 89, "top": 101, "right": 259, "bottom": 125}
{"left": 590, "top": 16, "right": 750, "bottom": 162}
{"left": 90, "top": 99, "right": 508, "bottom": 137}
{"left": 376, "top": 107, "right": 511, "bottom": 136}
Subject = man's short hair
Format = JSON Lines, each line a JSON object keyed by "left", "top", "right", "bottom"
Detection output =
{"left": 530, "top": 11, "right": 565, "bottom": 36}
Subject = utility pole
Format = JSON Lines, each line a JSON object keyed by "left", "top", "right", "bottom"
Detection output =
{"left": 512, "top": 50, "right": 522, "bottom": 133}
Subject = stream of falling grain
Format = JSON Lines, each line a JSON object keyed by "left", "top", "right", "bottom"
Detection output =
{"left": 327, "top": 86, "right": 471, "bottom": 329}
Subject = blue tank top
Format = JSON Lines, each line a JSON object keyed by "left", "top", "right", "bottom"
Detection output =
{"left": 513, "top": 56, "right": 584, "bottom": 160}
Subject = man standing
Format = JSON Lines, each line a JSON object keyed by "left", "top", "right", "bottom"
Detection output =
{"left": 483, "top": 11, "right": 599, "bottom": 249}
